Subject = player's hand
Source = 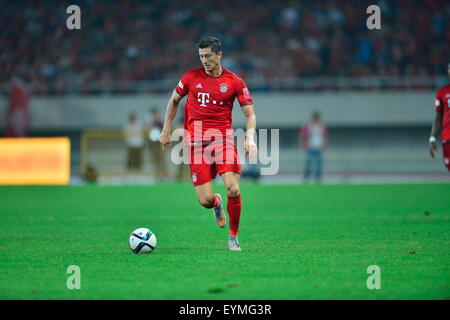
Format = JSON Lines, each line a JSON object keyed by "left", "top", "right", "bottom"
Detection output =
{"left": 159, "top": 131, "right": 172, "bottom": 152}
{"left": 429, "top": 141, "right": 437, "bottom": 158}
{"left": 245, "top": 139, "right": 258, "bottom": 159}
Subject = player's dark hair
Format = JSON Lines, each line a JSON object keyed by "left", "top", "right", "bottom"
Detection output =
{"left": 198, "top": 37, "right": 222, "bottom": 54}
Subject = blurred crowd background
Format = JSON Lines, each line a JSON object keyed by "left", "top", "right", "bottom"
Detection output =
{"left": 1, "top": 0, "right": 449, "bottom": 95}
{"left": 0, "top": 0, "right": 449, "bottom": 184}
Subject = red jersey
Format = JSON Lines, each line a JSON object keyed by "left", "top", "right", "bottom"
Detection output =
{"left": 175, "top": 67, "right": 253, "bottom": 142}
{"left": 435, "top": 84, "right": 450, "bottom": 141}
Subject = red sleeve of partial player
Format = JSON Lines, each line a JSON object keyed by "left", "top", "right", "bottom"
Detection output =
{"left": 435, "top": 89, "right": 443, "bottom": 111}
{"left": 175, "top": 72, "right": 190, "bottom": 97}
{"left": 235, "top": 77, "right": 253, "bottom": 107}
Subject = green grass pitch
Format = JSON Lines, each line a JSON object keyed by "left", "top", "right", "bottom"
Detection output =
{"left": 0, "top": 183, "right": 449, "bottom": 300}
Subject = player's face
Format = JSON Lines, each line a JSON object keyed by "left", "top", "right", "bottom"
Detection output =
{"left": 199, "top": 48, "right": 222, "bottom": 72}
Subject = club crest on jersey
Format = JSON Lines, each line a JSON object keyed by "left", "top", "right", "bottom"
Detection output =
{"left": 219, "top": 83, "right": 229, "bottom": 93}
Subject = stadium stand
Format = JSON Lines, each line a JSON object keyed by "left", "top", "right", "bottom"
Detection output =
{"left": 0, "top": 0, "right": 449, "bottom": 183}
{"left": 1, "top": 0, "right": 449, "bottom": 95}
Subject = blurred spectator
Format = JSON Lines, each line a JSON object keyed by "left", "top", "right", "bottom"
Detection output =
{"left": 146, "top": 107, "right": 167, "bottom": 180}
{"left": 0, "top": 0, "right": 449, "bottom": 95}
{"left": 300, "top": 111, "right": 328, "bottom": 182}
{"left": 5, "top": 75, "right": 30, "bottom": 137}
{"left": 84, "top": 164, "right": 98, "bottom": 183}
{"left": 242, "top": 163, "right": 261, "bottom": 182}
{"left": 173, "top": 117, "right": 189, "bottom": 182}
{"left": 124, "top": 112, "right": 144, "bottom": 174}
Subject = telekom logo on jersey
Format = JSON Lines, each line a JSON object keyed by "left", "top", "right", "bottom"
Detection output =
{"left": 197, "top": 92, "right": 210, "bottom": 107}
{"left": 197, "top": 92, "right": 225, "bottom": 107}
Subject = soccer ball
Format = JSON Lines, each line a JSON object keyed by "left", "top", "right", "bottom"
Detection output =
{"left": 129, "top": 228, "right": 157, "bottom": 254}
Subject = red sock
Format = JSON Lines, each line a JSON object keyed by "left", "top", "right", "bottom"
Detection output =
{"left": 227, "top": 194, "right": 241, "bottom": 237}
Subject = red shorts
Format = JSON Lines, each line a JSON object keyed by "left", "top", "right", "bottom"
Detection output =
{"left": 443, "top": 142, "right": 450, "bottom": 171}
{"left": 187, "top": 138, "right": 241, "bottom": 186}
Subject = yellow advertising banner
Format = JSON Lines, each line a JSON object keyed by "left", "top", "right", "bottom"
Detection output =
{"left": 0, "top": 137, "right": 70, "bottom": 185}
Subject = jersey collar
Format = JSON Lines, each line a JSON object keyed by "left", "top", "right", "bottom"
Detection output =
{"left": 203, "top": 66, "right": 224, "bottom": 78}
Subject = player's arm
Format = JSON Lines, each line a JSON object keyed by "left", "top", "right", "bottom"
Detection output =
{"left": 429, "top": 109, "right": 442, "bottom": 158}
{"left": 159, "top": 89, "right": 184, "bottom": 151}
{"left": 241, "top": 104, "right": 258, "bottom": 158}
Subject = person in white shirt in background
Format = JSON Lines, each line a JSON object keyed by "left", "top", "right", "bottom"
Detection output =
{"left": 300, "top": 111, "right": 328, "bottom": 183}
{"left": 146, "top": 107, "right": 167, "bottom": 181}
{"left": 125, "top": 112, "right": 144, "bottom": 175}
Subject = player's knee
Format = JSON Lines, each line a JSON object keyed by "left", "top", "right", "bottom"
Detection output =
{"left": 199, "top": 196, "right": 214, "bottom": 208}
{"left": 226, "top": 184, "right": 240, "bottom": 197}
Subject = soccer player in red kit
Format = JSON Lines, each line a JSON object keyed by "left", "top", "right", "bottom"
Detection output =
{"left": 159, "top": 37, "right": 258, "bottom": 251}
{"left": 429, "top": 63, "right": 450, "bottom": 172}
